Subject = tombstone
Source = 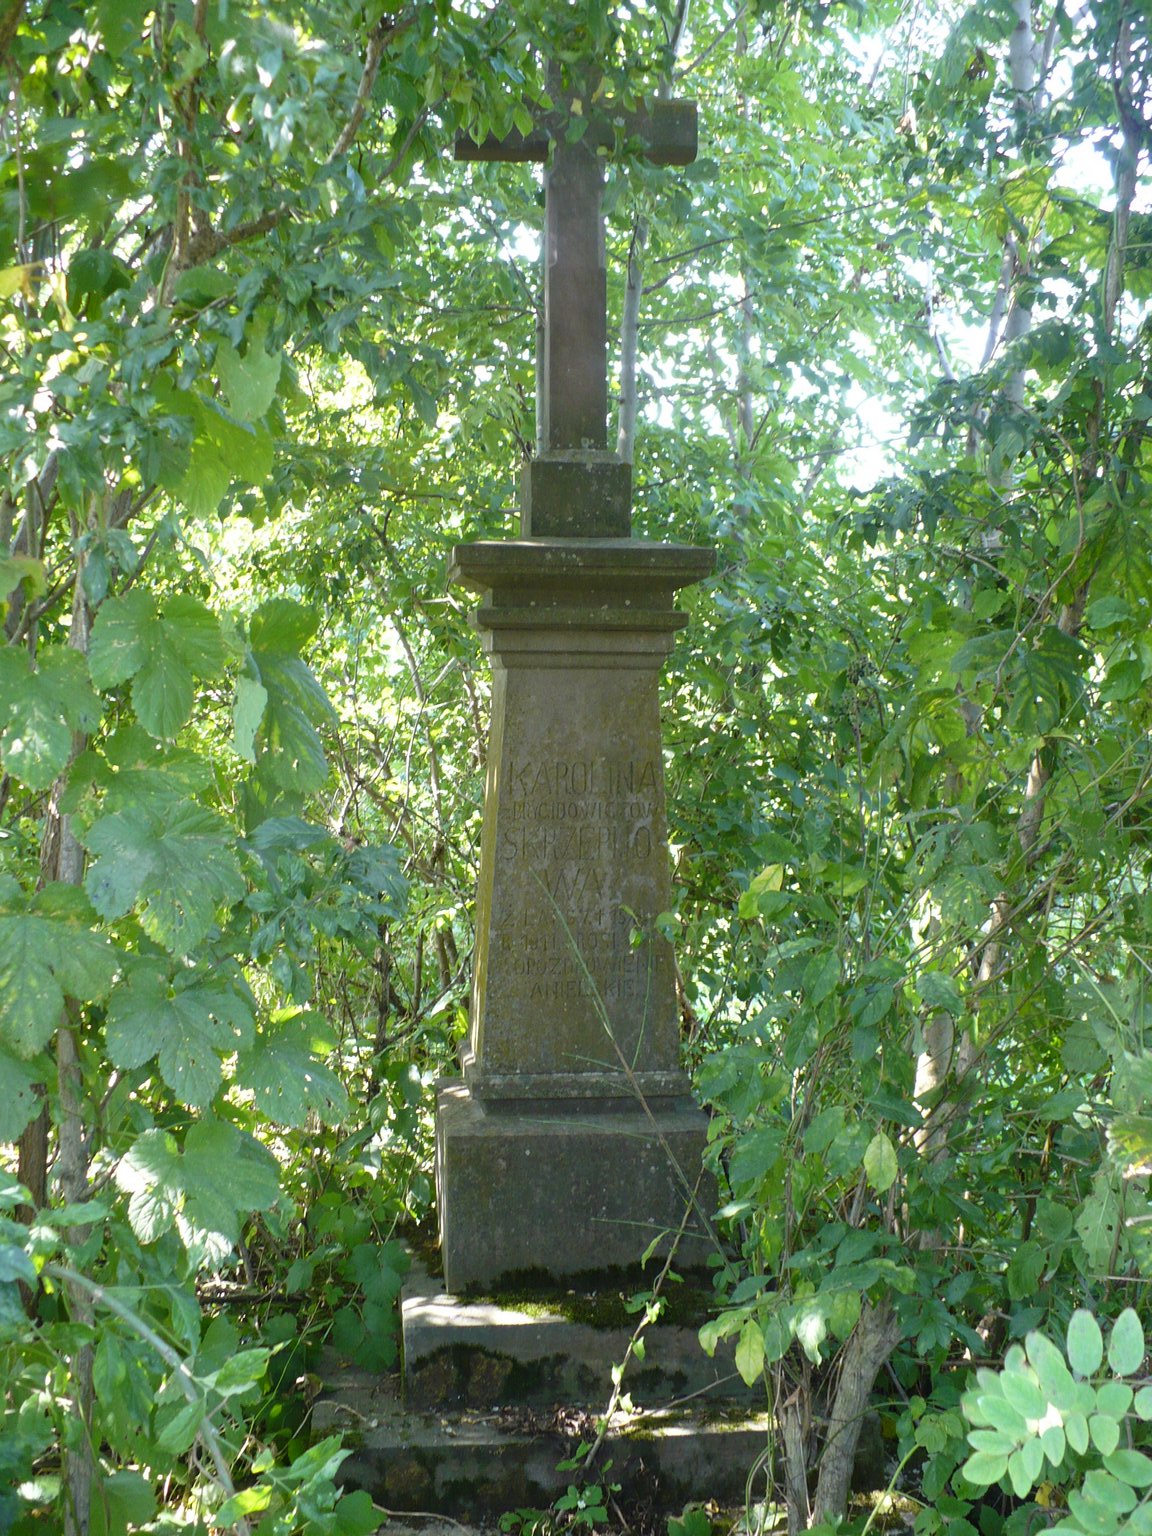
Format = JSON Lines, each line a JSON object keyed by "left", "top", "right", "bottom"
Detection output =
{"left": 436, "top": 78, "right": 715, "bottom": 1293}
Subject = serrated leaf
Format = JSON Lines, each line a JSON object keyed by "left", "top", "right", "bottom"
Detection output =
{"left": 115, "top": 1121, "right": 279, "bottom": 1252}
{"left": 235, "top": 1026, "right": 349, "bottom": 1128}
{"left": 864, "top": 1131, "right": 898, "bottom": 1193}
{"left": 216, "top": 323, "right": 282, "bottom": 422}
{"left": 735, "top": 1319, "right": 765, "bottom": 1385}
{"left": 156, "top": 1397, "right": 204, "bottom": 1454}
{"left": 84, "top": 801, "right": 243, "bottom": 955}
{"left": 0, "top": 1047, "right": 42, "bottom": 1139}
{"left": 1107, "top": 1308, "right": 1144, "bottom": 1377}
{"left": 233, "top": 674, "right": 267, "bottom": 762}
{"left": 0, "top": 647, "right": 103, "bottom": 789}
{"left": 106, "top": 959, "right": 254, "bottom": 1109}
{"left": 251, "top": 651, "right": 334, "bottom": 792}
{"left": 0, "top": 898, "right": 118, "bottom": 1056}
{"left": 1076, "top": 1174, "right": 1121, "bottom": 1273}
{"left": 89, "top": 591, "right": 229, "bottom": 738}
{"left": 1067, "top": 1310, "right": 1104, "bottom": 1377}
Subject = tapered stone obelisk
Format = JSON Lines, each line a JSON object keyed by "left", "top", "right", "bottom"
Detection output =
{"left": 436, "top": 82, "right": 714, "bottom": 1292}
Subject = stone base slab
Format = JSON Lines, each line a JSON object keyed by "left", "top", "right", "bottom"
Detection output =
{"left": 401, "top": 1263, "right": 756, "bottom": 1411}
{"left": 317, "top": 1353, "right": 772, "bottom": 1520}
{"left": 435, "top": 1081, "right": 714, "bottom": 1294}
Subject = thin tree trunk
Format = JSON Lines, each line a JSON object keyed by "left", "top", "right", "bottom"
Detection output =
{"left": 809, "top": 1300, "right": 903, "bottom": 1530}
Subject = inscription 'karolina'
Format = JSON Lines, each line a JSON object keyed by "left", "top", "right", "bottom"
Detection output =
{"left": 510, "top": 759, "right": 658, "bottom": 798}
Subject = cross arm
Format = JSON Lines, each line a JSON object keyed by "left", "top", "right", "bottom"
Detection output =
{"left": 455, "top": 98, "right": 697, "bottom": 167}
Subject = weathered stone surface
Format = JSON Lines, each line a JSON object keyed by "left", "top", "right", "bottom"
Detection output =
{"left": 316, "top": 1352, "right": 772, "bottom": 1520}
{"left": 519, "top": 453, "right": 631, "bottom": 537}
{"left": 435, "top": 540, "right": 715, "bottom": 1291}
{"left": 436, "top": 1086, "right": 714, "bottom": 1292}
{"left": 447, "top": 540, "right": 714, "bottom": 1105}
{"left": 401, "top": 1264, "right": 758, "bottom": 1411}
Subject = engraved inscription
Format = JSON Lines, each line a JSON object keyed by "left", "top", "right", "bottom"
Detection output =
{"left": 498, "top": 754, "right": 662, "bottom": 1012}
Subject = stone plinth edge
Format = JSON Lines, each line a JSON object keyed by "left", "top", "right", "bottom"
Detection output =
{"left": 435, "top": 1079, "right": 715, "bottom": 1294}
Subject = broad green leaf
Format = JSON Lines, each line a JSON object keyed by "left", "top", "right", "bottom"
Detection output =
{"left": 1067, "top": 1310, "right": 1104, "bottom": 1377}
{"left": 211, "top": 1346, "right": 270, "bottom": 1395}
{"left": 0, "top": 648, "right": 103, "bottom": 789}
{"left": 1065, "top": 1409, "right": 1090, "bottom": 1454}
{"left": 0, "top": 891, "right": 118, "bottom": 1056}
{"left": 89, "top": 1470, "right": 156, "bottom": 1536}
{"left": 1107, "top": 1308, "right": 1144, "bottom": 1377}
{"left": 216, "top": 322, "right": 282, "bottom": 422}
{"left": 1001, "top": 1367, "right": 1046, "bottom": 1420}
{"left": 1082, "top": 1471, "right": 1137, "bottom": 1516}
{"left": 1104, "top": 1450, "right": 1152, "bottom": 1489}
{"left": 84, "top": 801, "right": 243, "bottom": 954}
{"left": 250, "top": 650, "right": 334, "bottom": 792}
{"left": 115, "top": 1121, "right": 279, "bottom": 1251}
{"left": 735, "top": 1319, "right": 765, "bottom": 1386}
{"left": 233, "top": 675, "right": 268, "bottom": 762}
{"left": 1135, "top": 1387, "right": 1152, "bottom": 1420}
{"left": 168, "top": 394, "right": 274, "bottom": 518}
{"left": 0, "top": 1047, "right": 42, "bottom": 1139}
{"left": 864, "top": 1131, "right": 898, "bottom": 1193}
{"left": 1097, "top": 1381, "right": 1134, "bottom": 1418}
{"left": 156, "top": 1397, "right": 204, "bottom": 1455}
{"left": 729, "top": 1126, "right": 784, "bottom": 1193}
{"left": 235, "top": 1022, "right": 349, "bottom": 1129}
{"left": 1040, "top": 1422, "right": 1066, "bottom": 1468}
{"left": 961, "top": 1451, "right": 1007, "bottom": 1487}
{"left": 1075, "top": 1176, "right": 1121, "bottom": 1272}
{"left": 216, "top": 1485, "right": 274, "bottom": 1525}
{"left": 916, "top": 970, "right": 963, "bottom": 1016}
{"left": 1089, "top": 1413, "right": 1121, "bottom": 1456}
{"left": 249, "top": 598, "right": 320, "bottom": 654}
{"left": 1027, "top": 1330, "right": 1077, "bottom": 1410}
{"left": 88, "top": 590, "right": 230, "bottom": 738}
{"left": 969, "top": 1430, "right": 1016, "bottom": 1455}
{"left": 106, "top": 959, "right": 254, "bottom": 1109}
{"left": 1068, "top": 1489, "right": 1123, "bottom": 1536}
{"left": 0, "top": 555, "right": 46, "bottom": 606}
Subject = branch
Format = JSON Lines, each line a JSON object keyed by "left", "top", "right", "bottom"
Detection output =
{"left": 0, "top": 0, "right": 26, "bottom": 74}
{"left": 42, "top": 1263, "right": 250, "bottom": 1536}
{"left": 326, "top": 14, "right": 414, "bottom": 165}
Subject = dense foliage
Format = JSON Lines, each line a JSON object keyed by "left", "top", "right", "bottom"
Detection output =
{"left": 0, "top": 1, "right": 1149, "bottom": 1534}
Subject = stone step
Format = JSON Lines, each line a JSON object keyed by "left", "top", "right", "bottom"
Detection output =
{"left": 316, "top": 1355, "right": 772, "bottom": 1521}
{"left": 400, "top": 1265, "right": 758, "bottom": 1412}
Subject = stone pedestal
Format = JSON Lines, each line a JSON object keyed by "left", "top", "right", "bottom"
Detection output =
{"left": 436, "top": 539, "right": 714, "bottom": 1293}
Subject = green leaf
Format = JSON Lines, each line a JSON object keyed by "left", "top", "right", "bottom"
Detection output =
{"left": 1104, "top": 1450, "right": 1152, "bottom": 1489}
{"left": 235, "top": 1016, "right": 349, "bottom": 1128}
{"left": 1095, "top": 1380, "right": 1133, "bottom": 1419}
{"left": 1135, "top": 1387, "right": 1152, "bottom": 1420}
{"left": 1082, "top": 1471, "right": 1137, "bottom": 1516}
{"left": 1001, "top": 1366, "right": 1046, "bottom": 1420}
{"left": 89, "top": 590, "right": 230, "bottom": 738}
{"left": 864, "top": 1131, "right": 898, "bottom": 1193}
{"left": 250, "top": 650, "right": 334, "bottom": 792}
{"left": 0, "top": 890, "right": 118, "bottom": 1056}
{"left": 735, "top": 1319, "right": 765, "bottom": 1386}
{"left": 84, "top": 801, "right": 243, "bottom": 955}
{"left": 916, "top": 970, "right": 963, "bottom": 1015}
{"left": 0, "top": 647, "right": 103, "bottom": 789}
{"left": 211, "top": 1346, "right": 270, "bottom": 1395}
{"left": 961, "top": 1451, "right": 1008, "bottom": 1488}
{"left": 115, "top": 1121, "right": 280, "bottom": 1251}
{"left": 1027, "top": 1330, "right": 1077, "bottom": 1411}
{"left": 1067, "top": 1310, "right": 1104, "bottom": 1377}
{"left": 1075, "top": 1175, "right": 1121, "bottom": 1274}
{"left": 1065, "top": 1409, "right": 1090, "bottom": 1454}
{"left": 216, "top": 322, "right": 282, "bottom": 422}
{"left": 232, "top": 674, "right": 267, "bottom": 762}
{"left": 1106, "top": 1308, "right": 1144, "bottom": 1377}
{"left": 106, "top": 959, "right": 254, "bottom": 1110}
{"left": 167, "top": 394, "right": 274, "bottom": 518}
{"left": 0, "top": 1047, "right": 42, "bottom": 1139}
{"left": 1089, "top": 1413, "right": 1121, "bottom": 1456}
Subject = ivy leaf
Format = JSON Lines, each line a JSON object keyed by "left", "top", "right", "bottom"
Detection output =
{"left": 106, "top": 959, "right": 254, "bottom": 1109}
{"left": 0, "top": 885, "right": 118, "bottom": 1056}
{"left": 88, "top": 590, "right": 230, "bottom": 739}
{"left": 864, "top": 1131, "right": 898, "bottom": 1193}
{"left": 0, "top": 647, "right": 103, "bottom": 789}
{"left": 84, "top": 801, "right": 244, "bottom": 955}
{"left": 115, "top": 1121, "right": 280, "bottom": 1253}
{"left": 235, "top": 1012, "right": 349, "bottom": 1128}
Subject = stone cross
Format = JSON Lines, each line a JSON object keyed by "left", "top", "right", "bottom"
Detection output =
{"left": 456, "top": 89, "right": 696, "bottom": 536}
